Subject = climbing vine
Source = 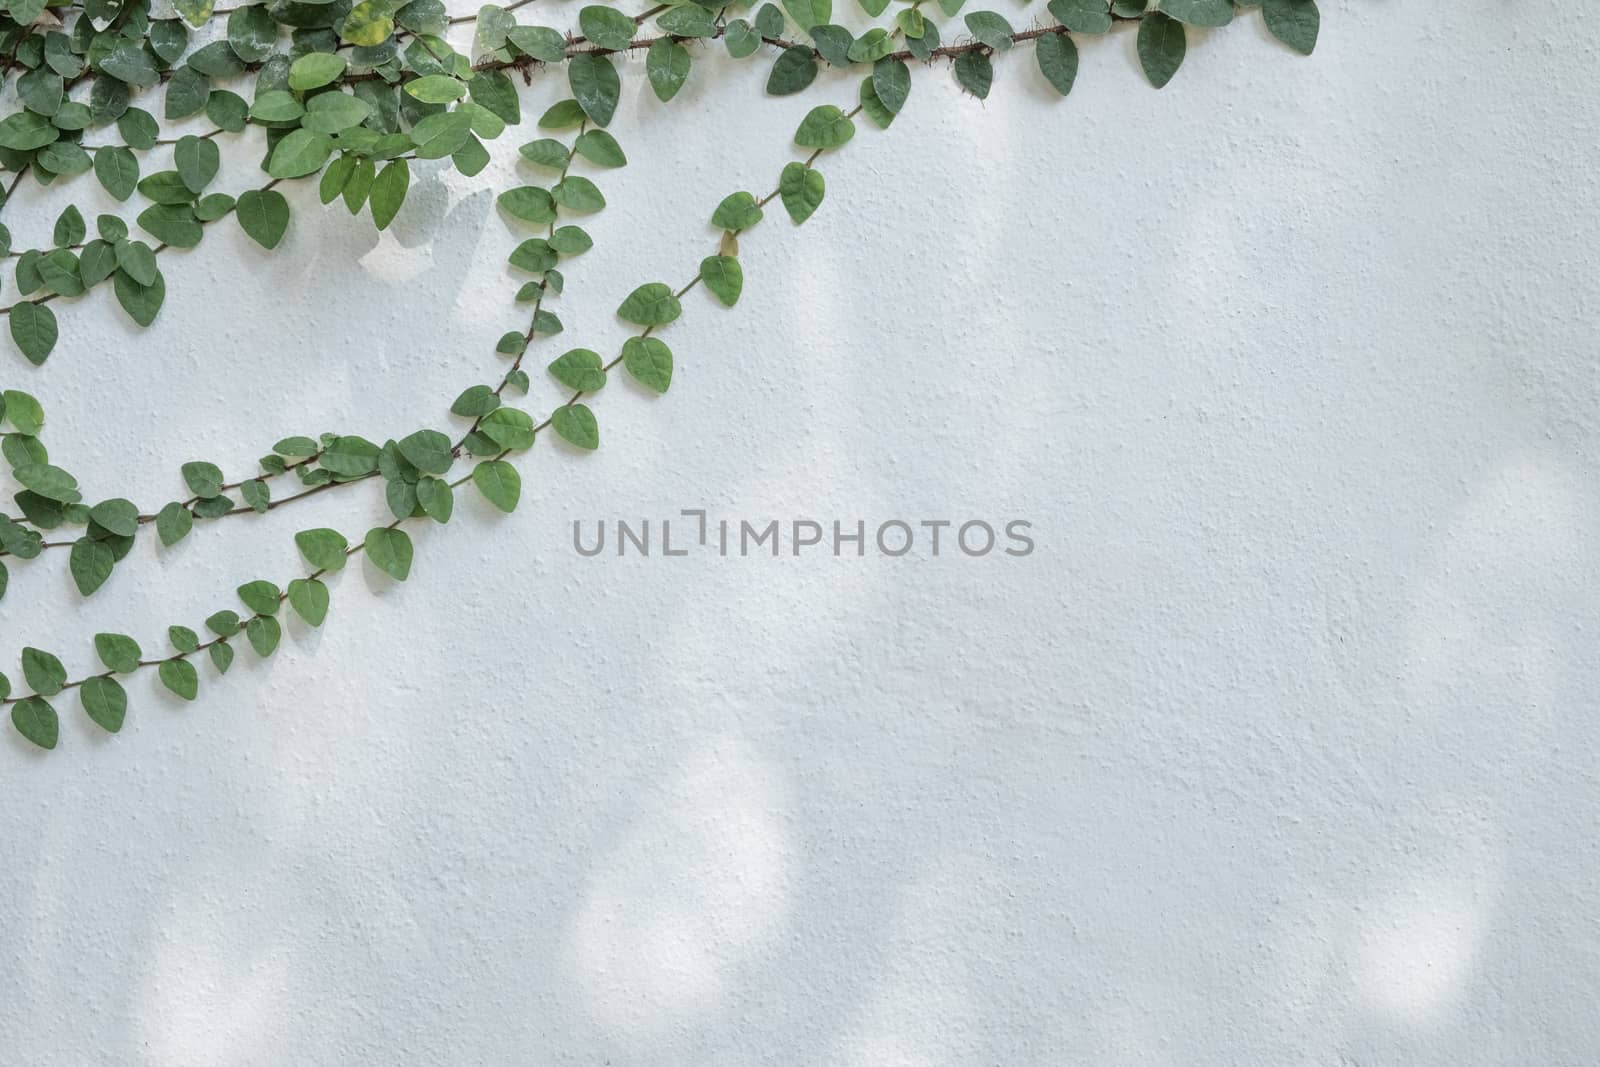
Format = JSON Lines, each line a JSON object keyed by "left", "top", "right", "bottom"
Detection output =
{"left": 0, "top": 0, "right": 1319, "bottom": 748}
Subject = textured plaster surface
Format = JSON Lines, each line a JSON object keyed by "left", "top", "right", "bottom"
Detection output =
{"left": 3, "top": 1, "right": 1599, "bottom": 1062}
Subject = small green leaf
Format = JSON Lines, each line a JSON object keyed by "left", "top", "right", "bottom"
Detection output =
{"left": 498, "top": 186, "right": 556, "bottom": 224}
{"left": 416, "top": 476, "right": 454, "bottom": 523}
{"left": 548, "top": 349, "right": 607, "bottom": 391}
{"left": 1137, "top": 11, "right": 1186, "bottom": 88}
{"left": 89, "top": 498, "right": 138, "bottom": 537}
{"left": 1263, "top": 0, "right": 1318, "bottom": 55}
{"left": 480, "top": 407, "right": 535, "bottom": 450}
{"left": 10, "top": 303, "right": 58, "bottom": 365}
{"left": 2, "top": 389, "right": 45, "bottom": 435}
{"left": 287, "top": 578, "right": 330, "bottom": 626}
{"left": 622, "top": 336, "right": 673, "bottom": 393}
{"left": 766, "top": 47, "right": 817, "bottom": 96}
{"left": 700, "top": 255, "right": 743, "bottom": 307}
{"left": 794, "top": 105, "right": 855, "bottom": 149}
{"left": 246, "top": 616, "right": 281, "bottom": 657}
{"left": 568, "top": 52, "right": 620, "bottom": 126}
{"left": 1036, "top": 33, "right": 1079, "bottom": 95}
{"left": 406, "top": 74, "right": 467, "bottom": 103}
{"left": 617, "top": 282, "right": 682, "bottom": 326}
{"left": 953, "top": 51, "right": 993, "bottom": 98}
{"left": 646, "top": 39, "right": 691, "bottom": 103}
{"left": 1047, "top": 0, "right": 1111, "bottom": 33}
{"left": 80, "top": 676, "right": 127, "bottom": 733}
{"left": 210, "top": 641, "right": 235, "bottom": 674}
{"left": 552, "top": 404, "right": 600, "bottom": 450}
{"left": 872, "top": 58, "right": 911, "bottom": 115}
{"left": 169, "top": 626, "right": 200, "bottom": 654}
{"left": 578, "top": 4, "right": 637, "bottom": 49}
{"left": 552, "top": 176, "right": 606, "bottom": 213}
{"left": 783, "top": 0, "right": 830, "bottom": 31}
{"left": 157, "top": 502, "right": 193, "bottom": 546}
{"left": 241, "top": 478, "right": 270, "bottom": 513}
{"left": 95, "top": 633, "right": 142, "bottom": 674}
{"left": 296, "top": 528, "right": 349, "bottom": 571}
{"left": 288, "top": 52, "right": 348, "bottom": 91}
{"left": 1161, "top": 0, "right": 1231, "bottom": 27}
{"left": 159, "top": 658, "right": 199, "bottom": 701}
{"left": 397, "top": 429, "right": 453, "bottom": 475}
{"left": 235, "top": 189, "right": 290, "bottom": 250}
{"left": 238, "top": 580, "right": 281, "bottom": 616}
{"left": 70, "top": 538, "right": 114, "bottom": 595}
{"left": 267, "top": 129, "right": 334, "bottom": 179}
{"left": 207, "top": 611, "right": 241, "bottom": 637}
{"left": 22, "top": 647, "right": 67, "bottom": 696}
{"left": 573, "top": 130, "right": 626, "bottom": 167}
{"left": 182, "top": 460, "right": 225, "bottom": 498}
{"left": 364, "top": 527, "right": 414, "bottom": 580}
{"left": 472, "top": 460, "right": 521, "bottom": 512}
{"left": 370, "top": 159, "right": 410, "bottom": 230}
{"left": 452, "top": 385, "right": 501, "bottom": 417}
{"left": 12, "top": 698, "right": 58, "bottom": 749}
{"left": 710, "top": 191, "right": 763, "bottom": 232}
{"left": 774, "top": 163, "right": 825, "bottom": 225}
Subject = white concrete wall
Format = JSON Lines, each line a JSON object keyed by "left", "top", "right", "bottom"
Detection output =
{"left": 4, "top": 1, "right": 1599, "bottom": 1061}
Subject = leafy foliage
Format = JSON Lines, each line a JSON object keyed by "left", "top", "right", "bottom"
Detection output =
{"left": 0, "top": 0, "right": 1317, "bottom": 748}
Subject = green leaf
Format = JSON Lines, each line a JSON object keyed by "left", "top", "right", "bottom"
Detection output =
{"left": 238, "top": 580, "right": 281, "bottom": 616}
{"left": 322, "top": 435, "right": 381, "bottom": 477}
{"left": 113, "top": 269, "right": 166, "bottom": 328}
{"left": 241, "top": 479, "right": 270, "bottom": 513}
{"left": 1137, "top": 12, "right": 1186, "bottom": 88}
{"left": 480, "top": 407, "right": 535, "bottom": 450}
{"left": 207, "top": 610, "right": 242, "bottom": 637}
{"left": 509, "top": 238, "right": 557, "bottom": 272}
{"left": 1263, "top": 0, "right": 1318, "bottom": 55}
{"left": 70, "top": 538, "right": 114, "bottom": 595}
{"left": 1047, "top": 0, "right": 1111, "bottom": 33}
{"left": 622, "top": 336, "right": 673, "bottom": 393}
{"left": 509, "top": 25, "right": 567, "bottom": 62}
{"left": 175, "top": 135, "right": 220, "bottom": 194}
{"left": 954, "top": 51, "right": 993, "bottom": 98}
{"left": 303, "top": 91, "right": 372, "bottom": 134}
{"left": 647, "top": 39, "right": 691, "bottom": 103}
{"left": 416, "top": 476, "right": 454, "bottom": 523}
{"left": 548, "top": 348, "right": 607, "bottom": 391}
{"left": 552, "top": 404, "right": 600, "bottom": 450}
{"left": 700, "top": 255, "right": 743, "bottom": 308}
{"left": 169, "top": 626, "right": 200, "bottom": 654}
{"left": 617, "top": 282, "right": 682, "bottom": 326}
{"left": 182, "top": 460, "right": 225, "bottom": 497}
{"left": 173, "top": 0, "right": 214, "bottom": 26}
{"left": 210, "top": 641, "right": 235, "bottom": 674}
{"left": 287, "top": 578, "right": 330, "bottom": 626}
{"left": 552, "top": 176, "right": 606, "bottom": 213}
{"left": 472, "top": 460, "right": 521, "bottom": 512}
{"left": 157, "top": 502, "right": 193, "bottom": 546}
{"left": 53, "top": 205, "right": 85, "bottom": 248}
{"left": 872, "top": 58, "right": 911, "bottom": 115}
{"left": 783, "top": 0, "right": 830, "bottom": 31}
{"left": 228, "top": 5, "right": 278, "bottom": 61}
{"left": 569, "top": 53, "right": 621, "bottom": 126}
{"left": 80, "top": 676, "right": 127, "bottom": 733}
{"left": 710, "top": 191, "right": 763, "bottom": 232}
{"left": 207, "top": 91, "right": 250, "bottom": 132}
{"left": 115, "top": 240, "right": 158, "bottom": 285}
{"left": 0, "top": 111, "right": 59, "bottom": 151}
{"left": 3, "top": 390, "right": 44, "bottom": 435}
{"left": 235, "top": 189, "right": 290, "bottom": 250}
{"left": 249, "top": 90, "right": 304, "bottom": 123}
{"left": 451, "top": 385, "right": 501, "bottom": 417}
{"left": 726, "top": 19, "right": 761, "bottom": 58}
{"left": 10, "top": 303, "right": 58, "bottom": 365}
{"left": 364, "top": 527, "right": 413, "bottom": 580}
{"left": 1161, "top": 0, "right": 1231, "bottom": 27}
{"left": 519, "top": 138, "right": 571, "bottom": 168}
{"left": 498, "top": 185, "right": 556, "bottom": 224}
{"left": 12, "top": 698, "right": 58, "bottom": 749}
{"left": 288, "top": 52, "right": 348, "bottom": 91}
{"left": 766, "top": 47, "right": 817, "bottom": 96}
{"left": 1035, "top": 33, "right": 1079, "bottom": 95}
{"left": 89, "top": 498, "right": 139, "bottom": 537}
{"left": 657, "top": 3, "right": 716, "bottom": 36}
{"left": 20, "top": 648, "right": 66, "bottom": 699}
{"left": 343, "top": 0, "right": 396, "bottom": 45}
{"left": 537, "top": 99, "right": 588, "bottom": 129}
{"left": 578, "top": 4, "right": 637, "bottom": 49}
{"left": 14, "top": 463, "right": 79, "bottom": 503}
{"left": 550, "top": 226, "right": 593, "bottom": 255}
{"left": 93, "top": 146, "right": 139, "bottom": 201}
{"left": 296, "top": 527, "right": 349, "bottom": 571}
{"left": 469, "top": 70, "right": 522, "bottom": 125}
{"left": 795, "top": 105, "right": 855, "bottom": 149}
{"left": 847, "top": 26, "right": 895, "bottom": 62}
{"left": 267, "top": 129, "right": 335, "bottom": 179}
{"left": 100, "top": 47, "right": 160, "bottom": 87}
{"left": 774, "top": 158, "right": 825, "bottom": 223}
{"left": 95, "top": 634, "right": 142, "bottom": 674}
{"left": 859, "top": 76, "right": 896, "bottom": 129}
{"left": 406, "top": 74, "right": 467, "bottom": 103}
{"left": 371, "top": 159, "right": 410, "bottom": 230}
{"left": 398, "top": 429, "right": 453, "bottom": 475}
{"left": 246, "top": 616, "right": 281, "bottom": 657}
{"left": 159, "top": 658, "right": 198, "bottom": 700}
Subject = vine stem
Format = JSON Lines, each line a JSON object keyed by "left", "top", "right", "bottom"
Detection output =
{"left": 1, "top": 96, "right": 862, "bottom": 710}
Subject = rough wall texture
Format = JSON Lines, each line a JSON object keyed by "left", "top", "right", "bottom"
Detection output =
{"left": 4, "top": 1, "right": 1599, "bottom": 1062}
